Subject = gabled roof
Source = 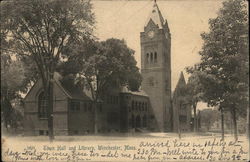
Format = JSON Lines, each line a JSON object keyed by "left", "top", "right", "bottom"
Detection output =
{"left": 24, "top": 72, "right": 92, "bottom": 101}
{"left": 56, "top": 73, "right": 92, "bottom": 101}
{"left": 144, "top": 1, "right": 165, "bottom": 29}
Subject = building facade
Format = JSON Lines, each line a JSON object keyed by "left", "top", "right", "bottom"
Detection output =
{"left": 172, "top": 72, "right": 192, "bottom": 132}
{"left": 23, "top": 74, "right": 153, "bottom": 135}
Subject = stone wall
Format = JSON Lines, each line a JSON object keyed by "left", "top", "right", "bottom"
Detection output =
{"left": 24, "top": 80, "right": 69, "bottom": 136}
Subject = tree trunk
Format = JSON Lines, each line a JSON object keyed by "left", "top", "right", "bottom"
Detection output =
{"left": 220, "top": 107, "right": 224, "bottom": 140}
{"left": 48, "top": 78, "right": 54, "bottom": 142}
{"left": 193, "top": 104, "right": 197, "bottom": 132}
{"left": 231, "top": 107, "right": 238, "bottom": 142}
{"left": 93, "top": 101, "right": 98, "bottom": 134}
{"left": 247, "top": 104, "right": 250, "bottom": 140}
{"left": 178, "top": 102, "right": 181, "bottom": 139}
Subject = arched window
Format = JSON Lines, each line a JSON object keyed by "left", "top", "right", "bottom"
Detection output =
{"left": 146, "top": 53, "right": 149, "bottom": 63}
{"left": 38, "top": 92, "right": 48, "bottom": 118}
{"left": 150, "top": 52, "right": 153, "bottom": 63}
{"left": 143, "top": 115, "right": 147, "bottom": 127}
{"left": 131, "top": 115, "right": 135, "bottom": 128}
{"left": 154, "top": 52, "right": 157, "bottom": 63}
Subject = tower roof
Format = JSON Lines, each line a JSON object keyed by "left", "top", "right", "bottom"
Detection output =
{"left": 173, "top": 71, "right": 187, "bottom": 97}
{"left": 176, "top": 71, "right": 186, "bottom": 88}
{"left": 145, "top": 1, "right": 165, "bottom": 29}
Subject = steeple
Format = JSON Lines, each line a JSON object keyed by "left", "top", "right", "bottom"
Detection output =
{"left": 144, "top": 0, "right": 165, "bottom": 29}
{"left": 176, "top": 72, "right": 186, "bottom": 88}
{"left": 174, "top": 72, "right": 186, "bottom": 97}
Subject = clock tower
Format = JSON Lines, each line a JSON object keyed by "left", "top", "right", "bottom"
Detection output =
{"left": 140, "top": 1, "right": 172, "bottom": 132}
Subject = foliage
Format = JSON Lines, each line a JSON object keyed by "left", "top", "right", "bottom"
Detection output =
{"left": 59, "top": 38, "right": 142, "bottom": 101}
{"left": 1, "top": 0, "right": 95, "bottom": 138}
{"left": 1, "top": 0, "right": 95, "bottom": 90}
{"left": 185, "top": 70, "right": 205, "bottom": 131}
{"left": 187, "top": 0, "right": 248, "bottom": 140}
{"left": 199, "top": 109, "right": 220, "bottom": 131}
{"left": 187, "top": 0, "right": 248, "bottom": 114}
{"left": 1, "top": 54, "right": 27, "bottom": 129}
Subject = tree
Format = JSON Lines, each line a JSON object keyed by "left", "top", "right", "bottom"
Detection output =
{"left": 199, "top": 109, "right": 220, "bottom": 131}
{"left": 186, "top": 70, "right": 204, "bottom": 132}
{"left": 59, "top": 38, "right": 142, "bottom": 133}
{"left": 1, "top": 0, "right": 95, "bottom": 141}
{"left": 1, "top": 54, "right": 26, "bottom": 131}
{"left": 1, "top": 28, "right": 36, "bottom": 133}
{"left": 187, "top": 0, "right": 248, "bottom": 141}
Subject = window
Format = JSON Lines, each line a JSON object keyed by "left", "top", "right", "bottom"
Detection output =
{"left": 106, "top": 96, "right": 109, "bottom": 103}
{"left": 154, "top": 52, "right": 157, "bottom": 63}
{"left": 132, "top": 101, "right": 134, "bottom": 110}
{"left": 131, "top": 115, "right": 135, "bottom": 128}
{"left": 99, "top": 104, "right": 102, "bottom": 112}
{"left": 179, "top": 115, "right": 187, "bottom": 123}
{"left": 143, "top": 115, "right": 147, "bottom": 127}
{"left": 107, "top": 112, "right": 119, "bottom": 124}
{"left": 146, "top": 53, "right": 149, "bottom": 63}
{"left": 111, "top": 96, "right": 114, "bottom": 104}
{"left": 116, "top": 96, "right": 119, "bottom": 104}
{"left": 150, "top": 52, "right": 153, "bottom": 63}
{"left": 107, "top": 95, "right": 118, "bottom": 104}
{"left": 181, "top": 104, "right": 187, "bottom": 109}
{"left": 38, "top": 92, "right": 48, "bottom": 119}
{"left": 84, "top": 103, "right": 88, "bottom": 112}
{"left": 39, "top": 130, "right": 48, "bottom": 136}
{"left": 88, "top": 103, "right": 92, "bottom": 112}
{"left": 135, "top": 115, "right": 141, "bottom": 128}
{"left": 74, "top": 130, "right": 79, "bottom": 135}
{"left": 70, "top": 100, "right": 80, "bottom": 112}
{"left": 39, "top": 130, "right": 44, "bottom": 135}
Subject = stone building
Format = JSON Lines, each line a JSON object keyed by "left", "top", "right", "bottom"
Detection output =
{"left": 172, "top": 72, "right": 192, "bottom": 132}
{"left": 23, "top": 73, "right": 93, "bottom": 135}
{"left": 23, "top": 73, "right": 154, "bottom": 135}
{"left": 140, "top": 0, "right": 172, "bottom": 132}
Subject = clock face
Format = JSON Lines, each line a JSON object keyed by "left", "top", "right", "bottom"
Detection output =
{"left": 148, "top": 30, "right": 155, "bottom": 38}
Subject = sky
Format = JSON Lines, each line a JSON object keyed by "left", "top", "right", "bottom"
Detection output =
{"left": 92, "top": 0, "right": 224, "bottom": 109}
